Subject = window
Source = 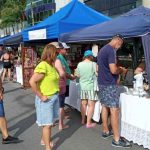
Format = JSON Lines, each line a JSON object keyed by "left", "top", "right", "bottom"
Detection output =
{"left": 84, "top": 0, "right": 142, "bottom": 17}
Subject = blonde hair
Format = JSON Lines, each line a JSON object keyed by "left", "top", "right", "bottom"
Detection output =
{"left": 41, "top": 44, "right": 57, "bottom": 65}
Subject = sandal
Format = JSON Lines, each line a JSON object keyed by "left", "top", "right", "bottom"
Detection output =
{"left": 40, "top": 141, "right": 55, "bottom": 147}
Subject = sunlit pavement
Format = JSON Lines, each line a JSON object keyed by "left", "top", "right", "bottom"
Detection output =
{"left": 0, "top": 81, "right": 145, "bottom": 150}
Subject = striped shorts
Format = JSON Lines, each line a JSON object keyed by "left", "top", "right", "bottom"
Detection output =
{"left": 80, "top": 90, "right": 98, "bottom": 101}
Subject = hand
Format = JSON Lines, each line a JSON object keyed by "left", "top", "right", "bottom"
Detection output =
{"left": 121, "top": 67, "right": 128, "bottom": 75}
{"left": 118, "top": 67, "right": 123, "bottom": 74}
{"left": 40, "top": 95, "right": 48, "bottom": 102}
{"left": 118, "top": 66, "right": 127, "bottom": 75}
{"left": 70, "top": 74, "right": 76, "bottom": 80}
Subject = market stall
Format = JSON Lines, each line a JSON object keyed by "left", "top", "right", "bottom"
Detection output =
{"left": 22, "top": 0, "right": 110, "bottom": 41}
{"left": 65, "top": 80, "right": 101, "bottom": 122}
{"left": 60, "top": 6, "right": 150, "bottom": 86}
{"left": 120, "top": 92, "right": 150, "bottom": 149}
{"left": 60, "top": 6, "right": 150, "bottom": 149}
{"left": 21, "top": 47, "right": 37, "bottom": 88}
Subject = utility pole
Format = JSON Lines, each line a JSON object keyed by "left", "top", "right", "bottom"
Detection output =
{"left": 30, "top": 0, "right": 35, "bottom": 26}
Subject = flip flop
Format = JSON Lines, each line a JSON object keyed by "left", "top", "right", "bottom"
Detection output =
{"left": 40, "top": 141, "right": 55, "bottom": 147}
{"left": 40, "top": 141, "right": 45, "bottom": 146}
{"left": 86, "top": 123, "right": 96, "bottom": 128}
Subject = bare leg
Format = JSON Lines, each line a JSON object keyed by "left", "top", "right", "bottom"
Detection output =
{"left": 0, "top": 117, "right": 9, "bottom": 139}
{"left": 86, "top": 100, "right": 96, "bottom": 125}
{"left": 59, "top": 107, "right": 65, "bottom": 130}
{"left": 1, "top": 68, "right": 6, "bottom": 83}
{"left": 80, "top": 99, "right": 88, "bottom": 124}
{"left": 110, "top": 108, "right": 120, "bottom": 141}
{"left": 101, "top": 106, "right": 109, "bottom": 133}
{"left": 7, "top": 68, "right": 11, "bottom": 81}
{"left": 42, "top": 125, "right": 52, "bottom": 150}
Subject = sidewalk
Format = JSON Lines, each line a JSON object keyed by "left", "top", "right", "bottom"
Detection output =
{"left": 0, "top": 81, "right": 145, "bottom": 150}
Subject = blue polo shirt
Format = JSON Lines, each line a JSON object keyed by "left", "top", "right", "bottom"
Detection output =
{"left": 97, "top": 44, "right": 119, "bottom": 85}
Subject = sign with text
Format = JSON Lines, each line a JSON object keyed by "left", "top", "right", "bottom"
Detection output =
{"left": 28, "top": 29, "right": 46, "bottom": 40}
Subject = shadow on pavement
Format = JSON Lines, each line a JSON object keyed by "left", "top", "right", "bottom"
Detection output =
{"left": 52, "top": 109, "right": 82, "bottom": 150}
{"left": 8, "top": 112, "right": 36, "bottom": 137}
{"left": 4, "top": 87, "right": 23, "bottom": 94}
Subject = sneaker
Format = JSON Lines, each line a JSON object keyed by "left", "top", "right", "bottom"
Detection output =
{"left": 112, "top": 137, "right": 131, "bottom": 148}
{"left": 2, "top": 135, "right": 21, "bottom": 144}
{"left": 102, "top": 130, "right": 113, "bottom": 139}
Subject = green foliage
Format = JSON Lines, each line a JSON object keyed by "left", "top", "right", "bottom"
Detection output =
{"left": 0, "top": 0, "right": 26, "bottom": 29}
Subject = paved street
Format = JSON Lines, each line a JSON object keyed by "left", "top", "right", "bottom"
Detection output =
{"left": 0, "top": 81, "right": 145, "bottom": 150}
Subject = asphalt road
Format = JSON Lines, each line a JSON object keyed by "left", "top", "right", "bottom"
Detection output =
{"left": 0, "top": 81, "right": 145, "bottom": 150}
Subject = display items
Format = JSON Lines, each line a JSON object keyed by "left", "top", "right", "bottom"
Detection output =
{"left": 22, "top": 47, "right": 37, "bottom": 88}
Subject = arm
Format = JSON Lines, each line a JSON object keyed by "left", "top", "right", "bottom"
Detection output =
{"left": 55, "top": 59, "right": 65, "bottom": 77}
{"left": 0, "top": 55, "right": 3, "bottom": 61}
{"left": 29, "top": 73, "right": 47, "bottom": 101}
{"left": 134, "top": 62, "right": 145, "bottom": 74}
{"left": 109, "top": 63, "right": 123, "bottom": 75}
{"left": 95, "top": 63, "right": 98, "bottom": 76}
{"left": 74, "top": 68, "right": 80, "bottom": 78}
{"left": 134, "top": 67, "right": 143, "bottom": 74}
{"left": 66, "top": 73, "right": 76, "bottom": 80}
{"left": 96, "top": 64, "right": 98, "bottom": 73}
{"left": 0, "top": 78, "right": 4, "bottom": 100}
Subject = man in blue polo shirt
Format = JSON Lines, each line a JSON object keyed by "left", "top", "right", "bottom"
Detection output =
{"left": 97, "top": 34, "right": 131, "bottom": 148}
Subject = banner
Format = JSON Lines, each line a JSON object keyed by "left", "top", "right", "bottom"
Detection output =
{"left": 28, "top": 29, "right": 46, "bottom": 40}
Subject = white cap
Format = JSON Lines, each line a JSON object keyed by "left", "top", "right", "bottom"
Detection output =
{"left": 60, "top": 42, "right": 70, "bottom": 49}
{"left": 50, "top": 42, "right": 70, "bottom": 49}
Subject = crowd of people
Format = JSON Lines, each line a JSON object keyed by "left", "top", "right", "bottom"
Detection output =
{"left": 0, "top": 35, "right": 135, "bottom": 150}
{"left": 29, "top": 34, "right": 133, "bottom": 150}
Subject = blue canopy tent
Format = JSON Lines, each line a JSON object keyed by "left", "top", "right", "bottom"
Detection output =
{"left": 0, "top": 33, "right": 22, "bottom": 46}
{"left": 22, "top": 0, "right": 110, "bottom": 41}
{"left": 60, "top": 6, "right": 150, "bottom": 88}
{"left": 0, "top": 36, "right": 10, "bottom": 45}
{"left": 60, "top": 6, "right": 150, "bottom": 42}
{"left": 3, "top": 32, "right": 23, "bottom": 45}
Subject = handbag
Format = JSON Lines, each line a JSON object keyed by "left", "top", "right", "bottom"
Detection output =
{"left": 92, "top": 62, "right": 99, "bottom": 91}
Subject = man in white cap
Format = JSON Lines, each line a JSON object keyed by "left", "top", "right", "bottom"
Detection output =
{"left": 51, "top": 42, "right": 75, "bottom": 130}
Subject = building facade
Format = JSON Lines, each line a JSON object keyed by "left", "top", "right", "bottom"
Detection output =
{"left": 84, "top": 0, "right": 148, "bottom": 17}
{"left": 25, "top": 0, "right": 84, "bottom": 26}
{"left": 25, "top": 0, "right": 56, "bottom": 26}
{"left": 55, "top": 0, "right": 84, "bottom": 11}
{"left": 1, "top": 0, "right": 149, "bottom": 37}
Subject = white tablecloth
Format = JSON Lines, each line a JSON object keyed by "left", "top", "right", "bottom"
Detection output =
{"left": 16, "top": 65, "right": 23, "bottom": 85}
{"left": 120, "top": 93, "right": 150, "bottom": 149}
{"left": 65, "top": 81, "right": 101, "bottom": 122}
